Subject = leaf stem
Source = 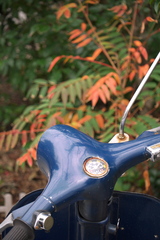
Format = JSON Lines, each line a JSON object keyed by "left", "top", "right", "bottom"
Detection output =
{"left": 77, "top": 0, "right": 119, "bottom": 74}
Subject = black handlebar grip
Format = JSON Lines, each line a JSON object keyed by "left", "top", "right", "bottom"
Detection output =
{"left": 3, "top": 219, "right": 35, "bottom": 240}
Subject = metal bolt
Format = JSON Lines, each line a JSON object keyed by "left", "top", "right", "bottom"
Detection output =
{"left": 34, "top": 212, "right": 54, "bottom": 231}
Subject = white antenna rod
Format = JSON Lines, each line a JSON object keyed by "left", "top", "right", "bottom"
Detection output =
{"left": 119, "top": 52, "right": 160, "bottom": 139}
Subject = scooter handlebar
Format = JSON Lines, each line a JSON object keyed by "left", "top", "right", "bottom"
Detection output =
{"left": 4, "top": 125, "right": 160, "bottom": 234}
{"left": 3, "top": 219, "right": 34, "bottom": 240}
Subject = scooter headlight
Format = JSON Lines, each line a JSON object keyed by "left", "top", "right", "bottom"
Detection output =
{"left": 83, "top": 157, "right": 109, "bottom": 178}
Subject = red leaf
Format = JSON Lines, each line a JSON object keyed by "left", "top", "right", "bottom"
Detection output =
{"left": 76, "top": 38, "right": 92, "bottom": 48}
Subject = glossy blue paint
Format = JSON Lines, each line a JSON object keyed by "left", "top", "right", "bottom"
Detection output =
{"left": 4, "top": 190, "right": 160, "bottom": 240}
{"left": 19, "top": 124, "right": 160, "bottom": 226}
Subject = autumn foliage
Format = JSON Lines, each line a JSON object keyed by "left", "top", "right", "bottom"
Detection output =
{"left": 0, "top": 1, "right": 160, "bottom": 168}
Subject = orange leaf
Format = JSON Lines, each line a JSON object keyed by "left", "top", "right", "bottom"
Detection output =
{"left": 134, "top": 40, "right": 142, "bottom": 47}
{"left": 0, "top": 133, "right": 5, "bottom": 150}
{"left": 69, "top": 29, "right": 82, "bottom": 40}
{"left": 72, "top": 113, "right": 79, "bottom": 122}
{"left": 133, "top": 51, "right": 142, "bottom": 64}
{"left": 129, "top": 47, "right": 136, "bottom": 53}
{"left": 85, "top": 0, "right": 99, "bottom": 4}
{"left": 95, "top": 114, "right": 104, "bottom": 128}
{"left": 78, "top": 6, "right": 87, "bottom": 12}
{"left": 87, "top": 77, "right": 105, "bottom": 96}
{"left": 21, "top": 130, "right": 27, "bottom": 147}
{"left": 109, "top": 5, "right": 122, "bottom": 13}
{"left": 87, "top": 27, "right": 96, "bottom": 35}
{"left": 64, "top": 9, "right": 71, "bottom": 19}
{"left": 56, "top": 6, "right": 66, "bottom": 20}
{"left": 91, "top": 91, "right": 99, "bottom": 107}
{"left": 129, "top": 71, "right": 136, "bottom": 81}
{"left": 76, "top": 38, "right": 92, "bottom": 48}
{"left": 56, "top": 3, "right": 77, "bottom": 20}
{"left": 143, "top": 169, "right": 150, "bottom": 192}
{"left": 109, "top": 4, "right": 127, "bottom": 16}
{"left": 29, "top": 148, "right": 37, "bottom": 160}
{"left": 48, "top": 56, "right": 63, "bottom": 72}
{"left": 81, "top": 22, "right": 87, "bottom": 31}
{"left": 138, "top": 64, "right": 149, "bottom": 79}
{"left": 106, "top": 78, "right": 117, "bottom": 95}
{"left": 141, "top": 20, "right": 146, "bottom": 33}
{"left": 79, "top": 115, "right": 92, "bottom": 124}
{"left": 72, "top": 34, "right": 87, "bottom": 43}
{"left": 17, "top": 154, "right": 27, "bottom": 165}
{"left": 108, "top": 72, "right": 120, "bottom": 84}
{"left": 98, "top": 88, "right": 106, "bottom": 104}
{"left": 146, "top": 16, "right": 158, "bottom": 23}
{"left": 123, "top": 86, "right": 133, "bottom": 94}
{"left": 66, "top": 3, "right": 77, "bottom": 8}
{"left": 27, "top": 152, "right": 33, "bottom": 167}
{"left": 30, "top": 123, "right": 36, "bottom": 140}
{"left": 138, "top": 46, "right": 148, "bottom": 60}
{"left": 48, "top": 85, "right": 56, "bottom": 99}
{"left": 101, "top": 84, "right": 110, "bottom": 100}
{"left": 91, "top": 48, "right": 102, "bottom": 60}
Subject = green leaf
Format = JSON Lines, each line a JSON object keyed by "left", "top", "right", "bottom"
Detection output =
{"left": 39, "top": 86, "right": 48, "bottom": 99}
{"left": 145, "top": 82, "right": 157, "bottom": 88}
{"left": 34, "top": 79, "right": 47, "bottom": 85}
{"left": 61, "top": 87, "right": 68, "bottom": 105}
{"left": 90, "top": 118, "right": 100, "bottom": 132}
{"left": 75, "top": 81, "right": 82, "bottom": 100}
{"left": 84, "top": 121, "right": 94, "bottom": 137}
{"left": 69, "top": 84, "right": 76, "bottom": 103}
{"left": 49, "top": 91, "right": 60, "bottom": 107}
{"left": 151, "top": 73, "right": 160, "bottom": 81}
{"left": 134, "top": 121, "right": 147, "bottom": 135}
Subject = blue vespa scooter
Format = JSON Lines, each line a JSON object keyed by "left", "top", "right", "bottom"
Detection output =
{"left": 0, "top": 53, "right": 160, "bottom": 240}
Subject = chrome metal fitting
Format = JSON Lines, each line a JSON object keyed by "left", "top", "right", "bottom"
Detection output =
{"left": 146, "top": 143, "right": 160, "bottom": 162}
{"left": 34, "top": 211, "right": 54, "bottom": 231}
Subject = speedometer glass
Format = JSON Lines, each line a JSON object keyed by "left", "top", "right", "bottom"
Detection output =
{"left": 83, "top": 157, "right": 109, "bottom": 178}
